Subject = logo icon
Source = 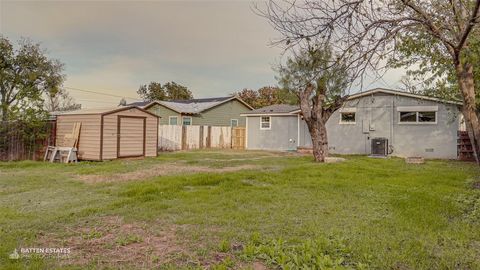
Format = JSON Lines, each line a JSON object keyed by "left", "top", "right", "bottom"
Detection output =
{"left": 9, "top": 249, "right": 20, "bottom": 260}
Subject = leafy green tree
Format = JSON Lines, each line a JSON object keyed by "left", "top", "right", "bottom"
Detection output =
{"left": 277, "top": 46, "right": 350, "bottom": 162}
{"left": 234, "top": 86, "right": 298, "bottom": 109}
{"left": 137, "top": 81, "right": 193, "bottom": 101}
{"left": 0, "top": 37, "right": 64, "bottom": 160}
{"left": 137, "top": 82, "right": 167, "bottom": 101}
{"left": 163, "top": 82, "right": 193, "bottom": 100}
{"left": 257, "top": 86, "right": 298, "bottom": 108}
{"left": 0, "top": 37, "right": 64, "bottom": 122}
{"left": 392, "top": 32, "right": 480, "bottom": 106}
{"left": 235, "top": 88, "right": 258, "bottom": 108}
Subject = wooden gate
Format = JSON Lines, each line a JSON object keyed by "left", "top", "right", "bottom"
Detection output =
{"left": 231, "top": 127, "right": 246, "bottom": 150}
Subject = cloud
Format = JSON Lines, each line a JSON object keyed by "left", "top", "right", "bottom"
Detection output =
{"left": 1, "top": 0, "right": 405, "bottom": 107}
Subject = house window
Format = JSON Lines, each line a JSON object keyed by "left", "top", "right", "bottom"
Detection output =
{"left": 260, "top": 116, "right": 271, "bottom": 130}
{"left": 399, "top": 112, "right": 417, "bottom": 122}
{"left": 340, "top": 112, "right": 356, "bottom": 124}
{"left": 230, "top": 119, "right": 238, "bottom": 127}
{"left": 182, "top": 116, "right": 192, "bottom": 126}
{"left": 169, "top": 116, "right": 178, "bottom": 125}
{"left": 399, "top": 111, "right": 436, "bottom": 123}
{"left": 418, "top": 111, "right": 436, "bottom": 122}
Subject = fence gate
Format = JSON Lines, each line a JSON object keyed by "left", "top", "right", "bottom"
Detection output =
{"left": 231, "top": 127, "right": 246, "bottom": 150}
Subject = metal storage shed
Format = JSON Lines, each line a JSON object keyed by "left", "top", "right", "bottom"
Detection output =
{"left": 56, "top": 106, "right": 159, "bottom": 161}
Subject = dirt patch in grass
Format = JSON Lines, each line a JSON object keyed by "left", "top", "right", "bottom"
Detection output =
{"left": 76, "top": 163, "right": 260, "bottom": 184}
{"left": 37, "top": 216, "right": 261, "bottom": 269}
{"left": 38, "top": 216, "right": 191, "bottom": 268}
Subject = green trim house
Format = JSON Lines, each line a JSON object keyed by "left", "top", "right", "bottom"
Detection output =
{"left": 127, "top": 96, "right": 253, "bottom": 127}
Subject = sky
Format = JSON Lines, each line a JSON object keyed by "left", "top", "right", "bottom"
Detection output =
{"left": 0, "top": 0, "right": 405, "bottom": 108}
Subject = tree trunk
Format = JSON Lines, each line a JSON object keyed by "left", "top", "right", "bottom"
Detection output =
{"left": 1, "top": 104, "right": 8, "bottom": 123}
{"left": 304, "top": 118, "right": 329, "bottom": 162}
{"left": 455, "top": 63, "right": 480, "bottom": 164}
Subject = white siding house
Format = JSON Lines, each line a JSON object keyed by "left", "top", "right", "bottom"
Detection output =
{"left": 242, "top": 88, "right": 462, "bottom": 159}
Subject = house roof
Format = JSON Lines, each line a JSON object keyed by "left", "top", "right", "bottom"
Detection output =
{"left": 55, "top": 106, "right": 159, "bottom": 118}
{"left": 128, "top": 95, "right": 253, "bottom": 114}
{"left": 243, "top": 88, "right": 462, "bottom": 116}
{"left": 243, "top": 104, "right": 300, "bottom": 115}
{"left": 347, "top": 88, "right": 462, "bottom": 106}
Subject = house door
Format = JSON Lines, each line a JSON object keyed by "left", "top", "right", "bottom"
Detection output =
{"left": 117, "top": 116, "right": 146, "bottom": 158}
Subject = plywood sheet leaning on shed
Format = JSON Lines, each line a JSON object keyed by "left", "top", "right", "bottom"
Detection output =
{"left": 56, "top": 114, "right": 101, "bottom": 160}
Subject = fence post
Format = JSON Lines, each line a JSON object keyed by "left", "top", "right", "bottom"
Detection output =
{"left": 181, "top": 125, "right": 187, "bottom": 150}
{"left": 199, "top": 126, "right": 204, "bottom": 149}
{"left": 206, "top": 126, "right": 212, "bottom": 148}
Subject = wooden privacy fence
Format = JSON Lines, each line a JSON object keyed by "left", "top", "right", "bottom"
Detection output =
{"left": 0, "top": 120, "right": 56, "bottom": 161}
{"left": 158, "top": 125, "right": 245, "bottom": 151}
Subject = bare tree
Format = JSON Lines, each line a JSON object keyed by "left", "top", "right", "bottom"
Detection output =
{"left": 257, "top": 0, "right": 480, "bottom": 163}
{"left": 278, "top": 46, "right": 350, "bottom": 162}
{"left": 45, "top": 89, "right": 81, "bottom": 112}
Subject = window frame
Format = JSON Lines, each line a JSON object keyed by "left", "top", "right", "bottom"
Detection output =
{"left": 230, "top": 119, "right": 239, "bottom": 127}
{"left": 339, "top": 112, "right": 356, "bottom": 125}
{"left": 398, "top": 111, "right": 437, "bottom": 124}
{"left": 182, "top": 116, "right": 192, "bottom": 126}
{"left": 168, "top": 116, "right": 178, "bottom": 125}
{"left": 260, "top": 116, "right": 271, "bottom": 130}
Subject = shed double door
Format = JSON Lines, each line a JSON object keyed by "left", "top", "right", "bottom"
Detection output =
{"left": 117, "top": 116, "right": 146, "bottom": 158}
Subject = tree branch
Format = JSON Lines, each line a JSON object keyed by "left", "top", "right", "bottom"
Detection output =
{"left": 457, "top": 0, "right": 480, "bottom": 52}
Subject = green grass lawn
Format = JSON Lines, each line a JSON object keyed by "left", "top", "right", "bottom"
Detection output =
{"left": 0, "top": 150, "right": 479, "bottom": 269}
